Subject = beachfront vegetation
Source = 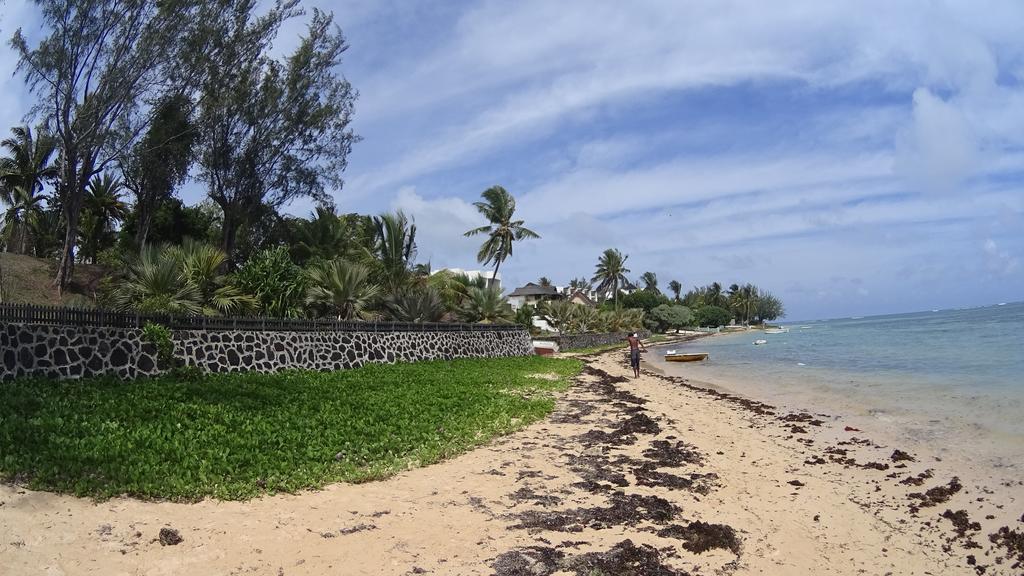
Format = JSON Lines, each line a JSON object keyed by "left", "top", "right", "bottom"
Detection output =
{"left": 668, "top": 279, "right": 683, "bottom": 303}
{"left": 694, "top": 305, "right": 732, "bottom": 327}
{"left": 648, "top": 304, "right": 693, "bottom": 332}
{"left": 592, "top": 248, "right": 631, "bottom": 309}
{"left": 0, "top": 356, "right": 582, "bottom": 500}
{"left": 538, "top": 299, "right": 645, "bottom": 334}
{"left": 683, "top": 282, "right": 785, "bottom": 324}
{"left": 464, "top": 185, "right": 540, "bottom": 283}
{"left": 2, "top": 0, "right": 358, "bottom": 292}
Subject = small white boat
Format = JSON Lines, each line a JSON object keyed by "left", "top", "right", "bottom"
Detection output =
{"left": 764, "top": 327, "right": 789, "bottom": 334}
{"left": 665, "top": 351, "right": 709, "bottom": 362}
{"left": 753, "top": 339, "right": 768, "bottom": 345}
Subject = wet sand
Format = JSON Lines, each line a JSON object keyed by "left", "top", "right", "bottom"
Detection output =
{"left": 1, "top": 350, "right": 1022, "bottom": 575}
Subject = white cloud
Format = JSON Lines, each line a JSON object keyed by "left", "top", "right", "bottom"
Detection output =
{"left": 895, "top": 88, "right": 977, "bottom": 194}
{"left": 983, "top": 238, "right": 1019, "bottom": 276}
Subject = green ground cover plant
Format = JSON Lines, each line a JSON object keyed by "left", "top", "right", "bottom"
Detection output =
{"left": 0, "top": 356, "right": 581, "bottom": 501}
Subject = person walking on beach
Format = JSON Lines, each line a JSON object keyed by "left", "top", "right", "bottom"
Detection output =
{"left": 626, "top": 332, "right": 646, "bottom": 378}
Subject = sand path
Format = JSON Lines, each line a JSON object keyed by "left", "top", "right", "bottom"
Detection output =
{"left": 2, "top": 351, "right": 1020, "bottom": 575}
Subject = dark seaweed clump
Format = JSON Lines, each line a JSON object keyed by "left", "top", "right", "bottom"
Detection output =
{"left": 577, "top": 413, "right": 661, "bottom": 446}
{"left": 633, "top": 463, "right": 717, "bottom": 494}
{"left": 890, "top": 449, "right": 915, "bottom": 462}
{"left": 989, "top": 527, "right": 1024, "bottom": 571}
{"left": 657, "top": 521, "right": 741, "bottom": 554}
{"left": 568, "top": 540, "right": 688, "bottom": 576}
{"left": 908, "top": 477, "right": 962, "bottom": 510}
{"left": 643, "top": 440, "right": 702, "bottom": 467}
{"left": 900, "top": 469, "right": 934, "bottom": 486}
{"left": 492, "top": 546, "right": 565, "bottom": 576}
{"left": 510, "top": 492, "right": 678, "bottom": 532}
{"left": 942, "top": 509, "right": 982, "bottom": 539}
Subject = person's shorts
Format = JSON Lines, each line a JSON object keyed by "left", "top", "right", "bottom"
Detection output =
{"left": 630, "top": 349, "right": 640, "bottom": 368}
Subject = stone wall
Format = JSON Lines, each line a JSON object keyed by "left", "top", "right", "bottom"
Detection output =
{"left": 554, "top": 330, "right": 652, "bottom": 351}
{"left": 1, "top": 322, "right": 534, "bottom": 381}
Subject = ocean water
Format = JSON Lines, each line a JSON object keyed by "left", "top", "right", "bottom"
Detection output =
{"left": 653, "top": 302, "right": 1024, "bottom": 465}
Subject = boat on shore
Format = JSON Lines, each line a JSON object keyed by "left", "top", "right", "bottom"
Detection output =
{"left": 664, "top": 351, "right": 709, "bottom": 362}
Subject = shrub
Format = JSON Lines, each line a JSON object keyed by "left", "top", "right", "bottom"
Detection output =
{"left": 141, "top": 321, "right": 175, "bottom": 369}
{"left": 234, "top": 246, "right": 308, "bottom": 318}
{"left": 648, "top": 304, "right": 693, "bottom": 332}
{"left": 694, "top": 305, "right": 732, "bottom": 327}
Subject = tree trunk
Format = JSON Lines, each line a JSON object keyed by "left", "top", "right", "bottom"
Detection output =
{"left": 136, "top": 204, "right": 153, "bottom": 253}
{"left": 221, "top": 208, "right": 238, "bottom": 269}
{"left": 492, "top": 259, "right": 502, "bottom": 291}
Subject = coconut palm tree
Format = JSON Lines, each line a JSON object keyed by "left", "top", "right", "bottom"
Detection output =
{"left": 706, "top": 282, "right": 725, "bottom": 308}
{"left": 289, "top": 206, "right": 352, "bottom": 264}
{"left": 538, "top": 276, "right": 552, "bottom": 287}
{"left": 568, "top": 277, "right": 592, "bottom": 292}
{"left": 464, "top": 186, "right": 540, "bottom": 286}
{"left": 640, "top": 271, "right": 659, "bottom": 293}
{"left": 0, "top": 125, "right": 58, "bottom": 253}
{"left": 79, "top": 173, "right": 128, "bottom": 262}
{"left": 306, "top": 259, "right": 382, "bottom": 320}
{"left": 458, "top": 285, "right": 513, "bottom": 324}
{"left": 592, "top": 248, "right": 630, "bottom": 309}
{"left": 668, "top": 280, "right": 682, "bottom": 303}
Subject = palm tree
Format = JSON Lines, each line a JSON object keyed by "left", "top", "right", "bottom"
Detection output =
{"left": 706, "top": 282, "right": 725, "bottom": 308}
{"left": 538, "top": 300, "right": 579, "bottom": 334}
{"left": 306, "top": 259, "right": 382, "bottom": 320}
{"left": 79, "top": 173, "right": 128, "bottom": 262}
{"left": 289, "top": 206, "right": 352, "bottom": 264}
{"left": 458, "top": 285, "right": 513, "bottom": 324}
{"left": 640, "top": 271, "right": 659, "bottom": 293}
{"left": 464, "top": 185, "right": 540, "bottom": 286}
{"left": 0, "top": 125, "right": 58, "bottom": 253}
{"left": 591, "top": 248, "right": 630, "bottom": 309}
{"left": 568, "top": 277, "right": 591, "bottom": 292}
{"left": 112, "top": 242, "right": 255, "bottom": 315}
{"left": 668, "top": 280, "right": 682, "bottom": 303}
{"left": 165, "top": 239, "right": 255, "bottom": 315}
{"left": 112, "top": 245, "right": 204, "bottom": 315}
{"left": 538, "top": 276, "right": 552, "bottom": 287}
{"left": 370, "top": 210, "right": 417, "bottom": 295}
{"left": 386, "top": 286, "right": 446, "bottom": 323}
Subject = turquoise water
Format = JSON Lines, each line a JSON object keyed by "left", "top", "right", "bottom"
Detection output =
{"left": 655, "top": 302, "right": 1024, "bottom": 461}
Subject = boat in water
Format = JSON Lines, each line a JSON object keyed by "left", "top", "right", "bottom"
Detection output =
{"left": 764, "top": 327, "right": 789, "bottom": 334}
{"left": 753, "top": 339, "right": 768, "bottom": 345}
{"left": 665, "top": 351, "right": 709, "bottom": 362}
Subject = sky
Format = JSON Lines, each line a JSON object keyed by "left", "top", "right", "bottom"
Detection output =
{"left": 2, "top": 1, "right": 1023, "bottom": 320}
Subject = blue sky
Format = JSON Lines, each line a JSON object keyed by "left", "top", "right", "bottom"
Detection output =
{"left": 3, "top": 1, "right": 1023, "bottom": 320}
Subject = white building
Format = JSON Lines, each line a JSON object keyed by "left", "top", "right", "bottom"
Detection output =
{"left": 431, "top": 268, "right": 501, "bottom": 292}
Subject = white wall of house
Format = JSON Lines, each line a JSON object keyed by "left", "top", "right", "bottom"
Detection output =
{"left": 432, "top": 268, "right": 501, "bottom": 291}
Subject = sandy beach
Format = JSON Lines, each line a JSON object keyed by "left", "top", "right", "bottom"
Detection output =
{"left": 2, "top": 349, "right": 1022, "bottom": 575}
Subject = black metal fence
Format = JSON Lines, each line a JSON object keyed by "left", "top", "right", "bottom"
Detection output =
{"left": 0, "top": 303, "right": 525, "bottom": 333}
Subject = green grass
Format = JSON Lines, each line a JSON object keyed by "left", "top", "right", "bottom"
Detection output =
{"left": 0, "top": 356, "right": 581, "bottom": 501}
{"left": 566, "top": 342, "right": 630, "bottom": 356}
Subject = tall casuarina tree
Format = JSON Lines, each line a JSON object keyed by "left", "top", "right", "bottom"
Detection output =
{"left": 11, "top": 0, "right": 195, "bottom": 291}
{"left": 464, "top": 185, "right": 540, "bottom": 286}
{"left": 193, "top": 2, "right": 359, "bottom": 264}
{"left": 592, "top": 248, "right": 631, "bottom": 309}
